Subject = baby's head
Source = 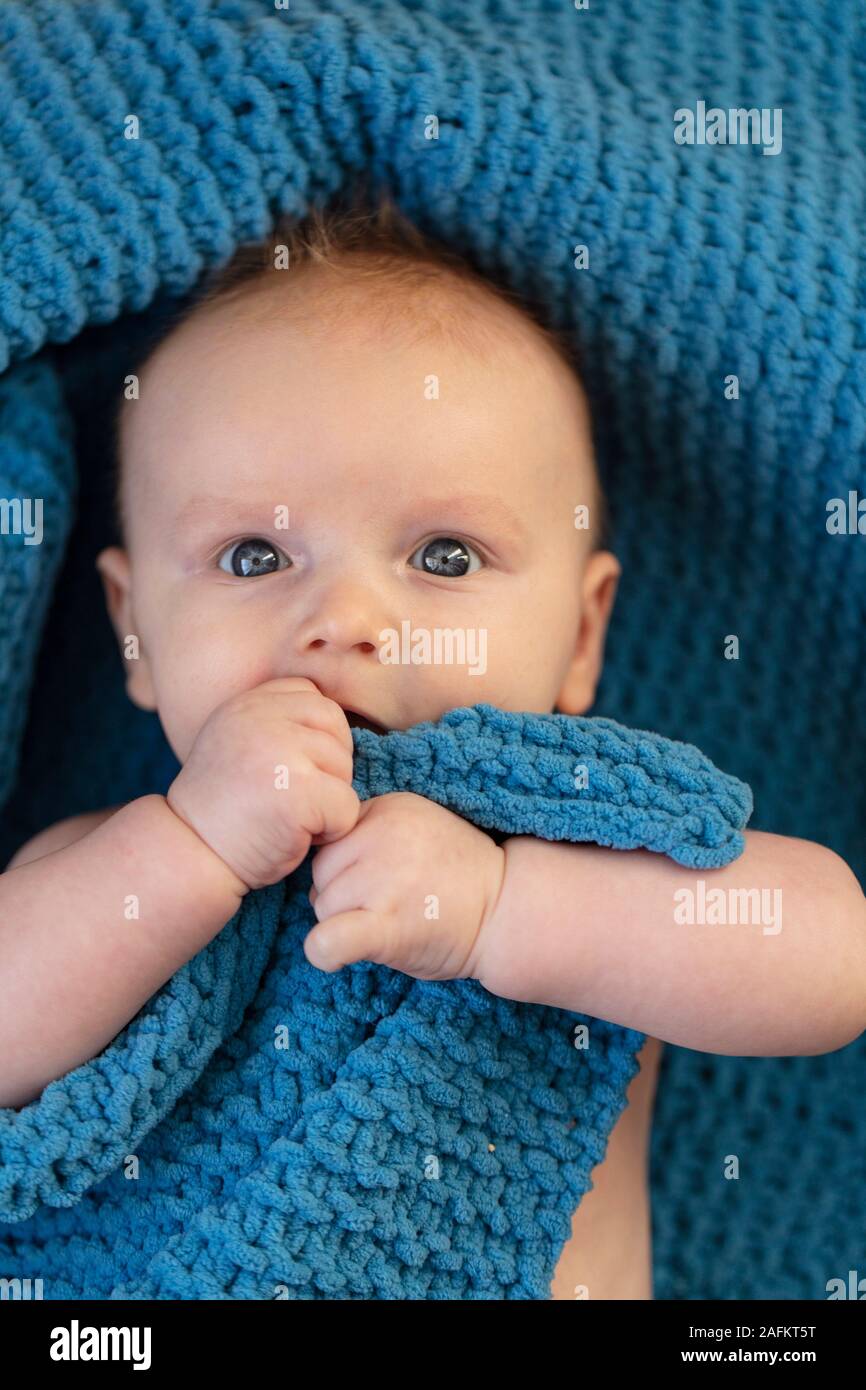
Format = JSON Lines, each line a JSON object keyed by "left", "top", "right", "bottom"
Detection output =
{"left": 97, "top": 195, "right": 620, "bottom": 763}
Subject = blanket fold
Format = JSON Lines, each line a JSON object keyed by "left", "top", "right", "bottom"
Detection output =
{"left": 0, "top": 705, "right": 750, "bottom": 1299}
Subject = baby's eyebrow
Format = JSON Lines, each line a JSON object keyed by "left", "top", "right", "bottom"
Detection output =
{"left": 401, "top": 494, "right": 528, "bottom": 544}
{"left": 170, "top": 491, "right": 527, "bottom": 542}
{"left": 171, "top": 494, "right": 274, "bottom": 534}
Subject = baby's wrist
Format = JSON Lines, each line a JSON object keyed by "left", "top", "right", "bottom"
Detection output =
{"left": 143, "top": 792, "right": 251, "bottom": 903}
{"left": 465, "top": 835, "right": 517, "bottom": 993}
{"left": 470, "top": 835, "right": 556, "bottom": 1004}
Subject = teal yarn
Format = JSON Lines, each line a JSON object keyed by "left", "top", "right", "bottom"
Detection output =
{"left": 0, "top": 0, "right": 863, "bottom": 1299}
{"left": 0, "top": 709, "right": 750, "bottom": 1298}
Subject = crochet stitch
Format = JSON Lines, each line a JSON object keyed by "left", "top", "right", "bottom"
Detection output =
{"left": 0, "top": 0, "right": 863, "bottom": 1301}
{"left": 0, "top": 708, "right": 750, "bottom": 1298}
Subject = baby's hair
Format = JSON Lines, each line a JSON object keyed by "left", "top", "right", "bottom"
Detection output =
{"left": 111, "top": 180, "right": 610, "bottom": 551}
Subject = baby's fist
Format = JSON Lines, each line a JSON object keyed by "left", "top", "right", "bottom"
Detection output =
{"left": 304, "top": 791, "right": 506, "bottom": 980}
{"left": 167, "top": 677, "right": 360, "bottom": 890}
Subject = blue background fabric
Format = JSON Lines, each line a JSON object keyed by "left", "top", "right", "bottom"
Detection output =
{"left": 0, "top": 0, "right": 863, "bottom": 1298}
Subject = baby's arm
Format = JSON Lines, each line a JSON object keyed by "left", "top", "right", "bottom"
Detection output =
{"left": 0, "top": 796, "right": 247, "bottom": 1111}
{"left": 476, "top": 830, "right": 866, "bottom": 1055}
{"left": 0, "top": 678, "right": 359, "bottom": 1113}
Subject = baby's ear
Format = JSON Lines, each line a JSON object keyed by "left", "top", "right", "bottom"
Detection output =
{"left": 556, "top": 549, "right": 621, "bottom": 716}
{"left": 95, "top": 546, "right": 157, "bottom": 711}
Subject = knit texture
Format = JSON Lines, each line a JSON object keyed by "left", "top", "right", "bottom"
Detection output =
{"left": 0, "top": 0, "right": 863, "bottom": 1300}
{"left": 0, "top": 708, "right": 750, "bottom": 1298}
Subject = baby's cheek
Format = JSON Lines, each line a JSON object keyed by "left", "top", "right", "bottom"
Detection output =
{"left": 147, "top": 615, "right": 271, "bottom": 763}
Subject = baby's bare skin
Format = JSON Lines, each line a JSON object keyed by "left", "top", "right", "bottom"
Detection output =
{"left": 0, "top": 796, "right": 246, "bottom": 1109}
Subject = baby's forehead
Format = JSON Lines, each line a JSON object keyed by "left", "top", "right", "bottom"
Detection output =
{"left": 116, "top": 261, "right": 595, "bottom": 525}
{"left": 126, "top": 271, "right": 572, "bottom": 423}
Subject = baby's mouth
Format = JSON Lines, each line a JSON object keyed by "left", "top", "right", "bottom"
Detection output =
{"left": 344, "top": 708, "right": 388, "bottom": 737}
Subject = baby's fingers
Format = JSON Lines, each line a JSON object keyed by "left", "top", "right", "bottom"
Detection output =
{"left": 303, "top": 909, "right": 388, "bottom": 972}
{"left": 303, "top": 773, "right": 361, "bottom": 846}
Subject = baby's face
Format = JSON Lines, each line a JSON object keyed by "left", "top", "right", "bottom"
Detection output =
{"left": 97, "top": 275, "right": 619, "bottom": 764}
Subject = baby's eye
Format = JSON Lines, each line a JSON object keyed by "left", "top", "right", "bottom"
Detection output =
{"left": 217, "top": 537, "right": 291, "bottom": 578}
{"left": 408, "top": 536, "right": 482, "bottom": 578}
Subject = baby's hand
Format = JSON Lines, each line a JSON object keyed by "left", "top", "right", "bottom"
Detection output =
{"left": 166, "top": 677, "right": 360, "bottom": 890}
{"left": 304, "top": 791, "right": 506, "bottom": 979}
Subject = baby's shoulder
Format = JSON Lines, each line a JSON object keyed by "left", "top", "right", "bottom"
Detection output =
{"left": 4, "top": 804, "right": 127, "bottom": 870}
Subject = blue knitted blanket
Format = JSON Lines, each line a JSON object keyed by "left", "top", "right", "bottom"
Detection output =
{"left": 1, "top": 0, "right": 864, "bottom": 1301}
{"left": 0, "top": 708, "right": 750, "bottom": 1298}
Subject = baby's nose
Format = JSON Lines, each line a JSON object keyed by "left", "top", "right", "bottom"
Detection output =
{"left": 307, "top": 633, "right": 378, "bottom": 655}
{"left": 296, "top": 579, "right": 385, "bottom": 657}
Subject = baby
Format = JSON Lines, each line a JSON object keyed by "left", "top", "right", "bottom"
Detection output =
{"left": 2, "top": 197, "right": 865, "bottom": 1301}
